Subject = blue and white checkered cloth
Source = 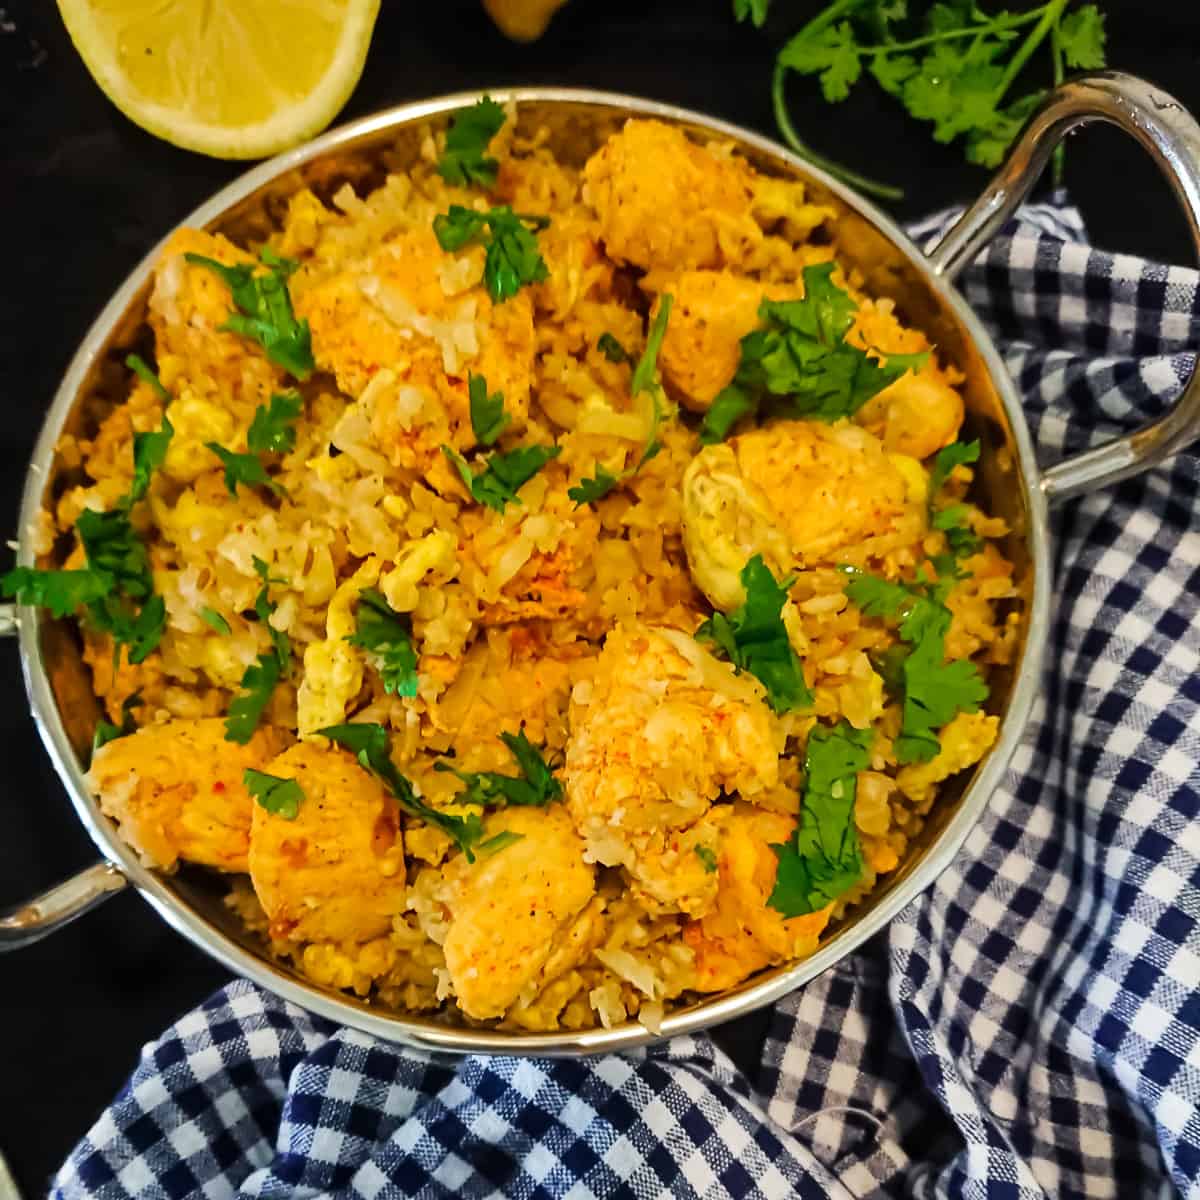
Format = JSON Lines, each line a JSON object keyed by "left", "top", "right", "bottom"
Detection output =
{"left": 55, "top": 202, "right": 1200, "bottom": 1200}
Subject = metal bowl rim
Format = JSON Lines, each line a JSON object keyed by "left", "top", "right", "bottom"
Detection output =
{"left": 14, "top": 86, "right": 1050, "bottom": 1056}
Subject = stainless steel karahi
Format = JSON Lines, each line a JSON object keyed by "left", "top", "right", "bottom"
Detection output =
{"left": 2, "top": 74, "right": 1198, "bottom": 1055}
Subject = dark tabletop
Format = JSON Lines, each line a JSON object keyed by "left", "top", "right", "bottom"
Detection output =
{"left": 2, "top": 1, "right": 1197, "bottom": 1193}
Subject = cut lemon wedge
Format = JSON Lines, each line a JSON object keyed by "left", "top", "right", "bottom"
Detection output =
{"left": 56, "top": 0, "right": 380, "bottom": 160}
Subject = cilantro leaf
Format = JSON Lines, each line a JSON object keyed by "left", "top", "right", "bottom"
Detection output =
{"left": 695, "top": 844, "right": 719, "bottom": 873}
{"left": 432, "top": 206, "right": 550, "bottom": 303}
{"left": 696, "top": 554, "right": 812, "bottom": 714}
{"left": 247, "top": 391, "right": 303, "bottom": 455}
{"left": 842, "top": 568, "right": 988, "bottom": 763}
{"left": 468, "top": 373, "right": 511, "bottom": 446}
{"left": 199, "top": 606, "right": 232, "bottom": 635}
{"left": 442, "top": 443, "right": 561, "bottom": 513}
{"left": 597, "top": 332, "right": 630, "bottom": 363}
{"left": 318, "top": 722, "right": 486, "bottom": 859}
{"left": 129, "top": 415, "right": 174, "bottom": 505}
{"left": 769, "top": 721, "right": 873, "bottom": 917}
{"left": 244, "top": 769, "right": 304, "bottom": 820}
{"left": 125, "top": 353, "right": 169, "bottom": 402}
{"left": 184, "top": 249, "right": 314, "bottom": 379}
{"left": 779, "top": 21, "right": 862, "bottom": 101}
{"left": 476, "top": 831, "right": 525, "bottom": 857}
{"left": 567, "top": 465, "right": 621, "bottom": 506}
{"left": 346, "top": 588, "right": 419, "bottom": 697}
{"left": 928, "top": 439, "right": 981, "bottom": 558}
{"left": 932, "top": 504, "right": 980, "bottom": 557}
{"left": 224, "top": 653, "right": 282, "bottom": 745}
{"left": 437, "top": 96, "right": 506, "bottom": 188}
{"left": 733, "top": 0, "right": 771, "bottom": 26}
{"left": 630, "top": 295, "right": 674, "bottom": 398}
{"left": 699, "top": 384, "right": 759, "bottom": 445}
{"left": 929, "top": 439, "right": 980, "bottom": 498}
{"left": 206, "top": 443, "right": 285, "bottom": 498}
{"left": 1057, "top": 4, "right": 1106, "bottom": 68}
{"left": 435, "top": 730, "right": 563, "bottom": 809}
{"left": 92, "top": 692, "right": 142, "bottom": 754}
{"left": 2, "top": 566, "right": 110, "bottom": 618}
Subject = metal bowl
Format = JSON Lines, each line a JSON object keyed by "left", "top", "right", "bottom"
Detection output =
{"left": 3, "top": 76, "right": 1198, "bottom": 1055}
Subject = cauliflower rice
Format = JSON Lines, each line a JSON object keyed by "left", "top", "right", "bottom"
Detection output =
{"left": 38, "top": 108, "right": 1020, "bottom": 1033}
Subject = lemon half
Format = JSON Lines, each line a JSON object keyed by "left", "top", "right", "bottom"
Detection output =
{"left": 56, "top": 0, "right": 381, "bottom": 160}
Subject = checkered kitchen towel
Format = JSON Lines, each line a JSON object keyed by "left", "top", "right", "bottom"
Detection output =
{"left": 55, "top": 202, "right": 1200, "bottom": 1200}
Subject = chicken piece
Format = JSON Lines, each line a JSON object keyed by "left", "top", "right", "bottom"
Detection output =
{"left": 626, "top": 807, "right": 727, "bottom": 918}
{"left": 563, "top": 626, "right": 782, "bottom": 870}
{"left": 89, "top": 719, "right": 290, "bottom": 872}
{"left": 858, "top": 369, "right": 965, "bottom": 461}
{"left": 683, "top": 804, "right": 832, "bottom": 992}
{"left": 654, "top": 271, "right": 793, "bottom": 412}
{"left": 582, "top": 120, "right": 760, "bottom": 275}
{"left": 436, "top": 806, "right": 595, "bottom": 1020}
{"left": 248, "top": 742, "right": 407, "bottom": 943}
{"left": 297, "top": 227, "right": 535, "bottom": 474}
{"left": 682, "top": 420, "right": 922, "bottom": 610}
{"left": 895, "top": 711, "right": 998, "bottom": 811}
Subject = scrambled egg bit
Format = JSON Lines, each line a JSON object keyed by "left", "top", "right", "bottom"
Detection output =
{"left": 682, "top": 420, "right": 925, "bottom": 610}
{"left": 248, "top": 742, "right": 407, "bottom": 944}
{"left": 89, "top": 719, "right": 290, "bottom": 872}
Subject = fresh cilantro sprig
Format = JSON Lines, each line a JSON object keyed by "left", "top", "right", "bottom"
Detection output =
{"left": 92, "top": 692, "right": 142, "bottom": 754}
{"left": 769, "top": 721, "right": 872, "bottom": 916}
{"left": 206, "top": 443, "right": 285, "bottom": 498}
{"left": 247, "top": 391, "right": 303, "bottom": 454}
{"left": 244, "top": 769, "right": 304, "bottom": 820}
{"left": 318, "top": 722, "right": 486, "bottom": 860}
{"left": 569, "top": 296, "right": 673, "bottom": 507}
{"left": 435, "top": 731, "right": 563, "bottom": 808}
{"left": 125, "top": 353, "right": 169, "bottom": 402}
{"left": 224, "top": 557, "right": 290, "bottom": 745}
{"left": 752, "top": 0, "right": 1106, "bottom": 200}
{"left": 696, "top": 554, "right": 812, "bottom": 714}
{"left": 437, "top": 96, "right": 506, "bottom": 188}
{"left": 699, "top": 265, "right": 926, "bottom": 443}
{"left": 199, "top": 606, "right": 232, "bottom": 635}
{"left": 3, "top": 412, "right": 174, "bottom": 663}
{"left": 468, "top": 373, "right": 511, "bottom": 446}
{"left": 185, "top": 248, "right": 314, "bottom": 379}
{"left": 442, "top": 443, "right": 561, "bottom": 513}
{"left": 346, "top": 589, "right": 419, "bottom": 697}
{"left": 841, "top": 566, "right": 988, "bottom": 763}
{"left": 928, "top": 439, "right": 982, "bottom": 559}
{"left": 432, "top": 205, "right": 550, "bottom": 302}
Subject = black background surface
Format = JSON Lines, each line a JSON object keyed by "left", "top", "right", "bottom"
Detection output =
{"left": 1, "top": 1, "right": 1197, "bottom": 1192}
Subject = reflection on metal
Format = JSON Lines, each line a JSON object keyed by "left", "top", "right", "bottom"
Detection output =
{"left": 0, "top": 861, "right": 126, "bottom": 950}
{"left": 4, "top": 78, "right": 1198, "bottom": 1054}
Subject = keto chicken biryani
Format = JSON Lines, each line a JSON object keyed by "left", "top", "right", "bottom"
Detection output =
{"left": 8, "top": 101, "right": 1019, "bottom": 1032}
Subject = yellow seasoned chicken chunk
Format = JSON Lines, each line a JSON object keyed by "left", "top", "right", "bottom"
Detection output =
{"left": 437, "top": 806, "right": 594, "bottom": 1020}
{"left": 248, "top": 742, "right": 407, "bottom": 943}
{"left": 684, "top": 804, "right": 832, "bottom": 991}
{"left": 682, "top": 420, "right": 923, "bottom": 610}
{"left": 89, "top": 719, "right": 290, "bottom": 872}
{"left": 563, "top": 625, "right": 782, "bottom": 871}
{"left": 654, "top": 271, "right": 795, "bottom": 412}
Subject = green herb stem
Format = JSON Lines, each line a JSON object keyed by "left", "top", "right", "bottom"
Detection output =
{"left": 854, "top": 9, "right": 1045, "bottom": 56}
{"left": 993, "top": 0, "right": 1068, "bottom": 100}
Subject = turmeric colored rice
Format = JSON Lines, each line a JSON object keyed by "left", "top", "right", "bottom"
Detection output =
{"left": 36, "top": 109, "right": 1020, "bottom": 1033}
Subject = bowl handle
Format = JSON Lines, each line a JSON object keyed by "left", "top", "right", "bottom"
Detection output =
{"left": 0, "top": 861, "right": 127, "bottom": 950}
{"left": 926, "top": 72, "right": 1200, "bottom": 505}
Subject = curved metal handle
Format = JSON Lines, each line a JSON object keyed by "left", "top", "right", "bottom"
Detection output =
{"left": 0, "top": 862, "right": 127, "bottom": 950}
{"left": 927, "top": 72, "right": 1200, "bottom": 505}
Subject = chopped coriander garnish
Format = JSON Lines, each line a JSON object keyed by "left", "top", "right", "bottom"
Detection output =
{"left": 927, "top": 439, "right": 982, "bottom": 559}
{"left": 695, "top": 844, "right": 719, "bottom": 874}
{"left": 244, "top": 769, "right": 304, "bottom": 820}
{"left": 597, "top": 332, "right": 630, "bottom": 363}
{"left": 346, "top": 589, "right": 419, "bottom": 697}
{"left": 468, "top": 373, "right": 511, "bottom": 446}
{"left": 184, "top": 248, "right": 314, "bottom": 379}
{"left": 476, "top": 830, "right": 525, "bottom": 857}
{"left": 92, "top": 692, "right": 142, "bottom": 754}
{"left": 199, "top": 606, "right": 232, "bottom": 635}
{"left": 2, "top": 567, "right": 110, "bottom": 619}
{"left": 733, "top": 0, "right": 770, "bottom": 26}
{"left": 432, "top": 205, "right": 550, "bottom": 303}
{"left": 929, "top": 439, "right": 980, "bottom": 499}
{"left": 247, "top": 391, "right": 303, "bottom": 455}
{"left": 125, "top": 354, "right": 169, "bottom": 402}
{"left": 206, "top": 443, "right": 286, "bottom": 498}
{"left": 435, "top": 731, "right": 563, "bottom": 808}
{"left": 318, "top": 722, "right": 485, "bottom": 860}
{"left": 437, "top": 96, "right": 506, "bottom": 189}
{"left": 442, "top": 442, "right": 561, "bottom": 513}
{"left": 129, "top": 414, "right": 174, "bottom": 506}
{"left": 224, "top": 558, "right": 290, "bottom": 744}
{"left": 696, "top": 554, "right": 811, "bottom": 714}
{"left": 768, "top": 721, "right": 872, "bottom": 917}
{"left": 841, "top": 567, "right": 988, "bottom": 763}
{"left": 698, "top": 264, "right": 927, "bottom": 443}
{"left": 569, "top": 296, "right": 673, "bottom": 507}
